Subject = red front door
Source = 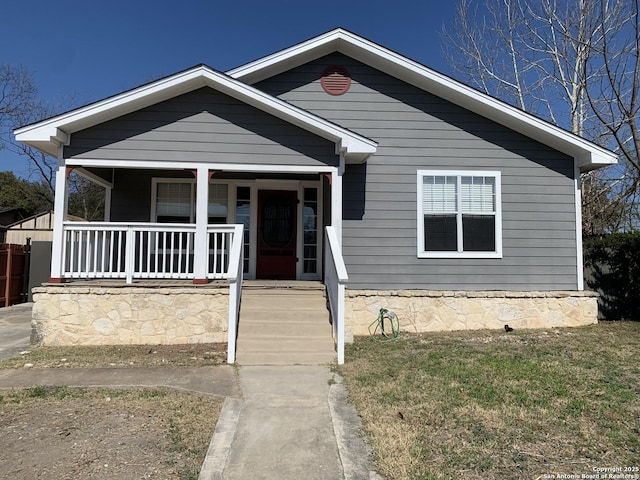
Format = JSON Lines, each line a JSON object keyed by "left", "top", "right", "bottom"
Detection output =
{"left": 256, "top": 190, "right": 297, "bottom": 279}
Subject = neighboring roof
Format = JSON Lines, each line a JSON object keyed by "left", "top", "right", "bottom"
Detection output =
{"left": 5, "top": 210, "right": 86, "bottom": 229}
{"left": 228, "top": 28, "right": 617, "bottom": 172}
{"left": 14, "top": 65, "right": 377, "bottom": 163}
{"left": 0, "top": 206, "right": 28, "bottom": 215}
{"left": 0, "top": 207, "right": 29, "bottom": 226}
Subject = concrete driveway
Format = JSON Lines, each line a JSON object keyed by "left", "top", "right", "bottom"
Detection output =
{"left": 0, "top": 303, "right": 33, "bottom": 360}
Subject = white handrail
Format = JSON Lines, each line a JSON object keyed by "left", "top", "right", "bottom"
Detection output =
{"left": 226, "top": 224, "right": 244, "bottom": 364}
{"left": 324, "top": 225, "right": 348, "bottom": 364}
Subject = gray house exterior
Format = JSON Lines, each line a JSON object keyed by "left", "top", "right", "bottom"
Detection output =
{"left": 15, "top": 29, "right": 616, "bottom": 363}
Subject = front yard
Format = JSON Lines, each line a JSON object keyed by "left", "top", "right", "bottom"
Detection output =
{"left": 337, "top": 322, "right": 640, "bottom": 480}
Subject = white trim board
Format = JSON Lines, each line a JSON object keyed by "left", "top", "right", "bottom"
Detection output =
{"left": 229, "top": 28, "right": 617, "bottom": 173}
{"left": 14, "top": 65, "right": 376, "bottom": 163}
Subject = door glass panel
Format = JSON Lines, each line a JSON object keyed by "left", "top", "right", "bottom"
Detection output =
{"left": 303, "top": 187, "right": 318, "bottom": 274}
{"left": 261, "top": 196, "right": 294, "bottom": 247}
{"left": 236, "top": 186, "right": 251, "bottom": 274}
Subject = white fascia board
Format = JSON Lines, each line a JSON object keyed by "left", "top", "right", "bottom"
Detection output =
{"left": 202, "top": 72, "right": 377, "bottom": 158}
{"left": 15, "top": 63, "right": 376, "bottom": 162}
{"left": 65, "top": 157, "right": 339, "bottom": 174}
{"left": 227, "top": 29, "right": 344, "bottom": 82}
{"left": 14, "top": 68, "right": 210, "bottom": 155}
{"left": 230, "top": 28, "right": 617, "bottom": 171}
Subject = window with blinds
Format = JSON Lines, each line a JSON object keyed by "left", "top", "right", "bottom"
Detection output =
{"left": 418, "top": 171, "right": 502, "bottom": 258}
{"left": 207, "top": 184, "right": 229, "bottom": 224}
{"left": 154, "top": 181, "right": 230, "bottom": 224}
{"left": 156, "top": 182, "right": 193, "bottom": 223}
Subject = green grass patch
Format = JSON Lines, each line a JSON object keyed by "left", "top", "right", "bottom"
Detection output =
{"left": 337, "top": 322, "right": 640, "bottom": 480}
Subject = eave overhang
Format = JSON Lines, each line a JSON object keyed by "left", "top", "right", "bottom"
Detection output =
{"left": 14, "top": 65, "right": 377, "bottom": 163}
{"left": 228, "top": 28, "right": 617, "bottom": 173}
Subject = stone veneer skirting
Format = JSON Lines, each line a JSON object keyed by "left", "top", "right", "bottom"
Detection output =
{"left": 344, "top": 290, "right": 599, "bottom": 341}
{"left": 31, "top": 285, "right": 599, "bottom": 347}
{"left": 31, "top": 285, "right": 230, "bottom": 346}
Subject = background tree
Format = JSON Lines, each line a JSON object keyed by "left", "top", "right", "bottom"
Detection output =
{"left": 1, "top": 64, "right": 103, "bottom": 220}
{"left": 442, "top": 0, "right": 640, "bottom": 233}
{"left": 0, "top": 171, "right": 52, "bottom": 215}
{"left": 67, "top": 174, "right": 105, "bottom": 221}
{"left": 0, "top": 64, "right": 56, "bottom": 190}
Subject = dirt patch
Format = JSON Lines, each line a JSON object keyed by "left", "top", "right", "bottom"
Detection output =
{"left": 0, "top": 387, "right": 222, "bottom": 480}
{"left": 0, "top": 343, "right": 227, "bottom": 369}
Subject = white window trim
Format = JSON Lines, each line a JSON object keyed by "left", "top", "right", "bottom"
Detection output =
{"left": 151, "top": 178, "right": 234, "bottom": 223}
{"left": 417, "top": 170, "right": 503, "bottom": 259}
{"left": 151, "top": 177, "right": 195, "bottom": 223}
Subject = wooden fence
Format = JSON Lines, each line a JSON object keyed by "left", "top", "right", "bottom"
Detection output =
{"left": 0, "top": 243, "right": 29, "bottom": 307}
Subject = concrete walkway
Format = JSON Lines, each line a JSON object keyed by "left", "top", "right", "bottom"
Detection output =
{"left": 0, "top": 363, "right": 380, "bottom": 479}
{"left": 0, "top": 302, "right": 380, "bottom": 479}
{"left": 0, "top": 302, "right": 33, "bottom": 360}
{"left": 0, "top": 365, "right": 240, "bottom": 397}
{"left": 202, "top": 365, "right": 380, "bottom": 480}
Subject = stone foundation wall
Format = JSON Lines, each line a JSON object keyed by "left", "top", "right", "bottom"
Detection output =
{"left": 31, "top": 285, "right": 230, "bottom": 346}
{"left": 344, "top": 290, "right": 599, "bottom": 341}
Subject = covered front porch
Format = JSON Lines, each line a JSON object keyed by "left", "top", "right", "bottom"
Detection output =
{"left": 45, "top": 164, "right": 348, "bottom": 364}
{"left": 14, "top": 65, "right": 377, "bottom": 366}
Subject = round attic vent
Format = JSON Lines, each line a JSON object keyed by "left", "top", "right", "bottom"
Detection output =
{"left": 320, "top": 66, "right": 351, "bottom": 95}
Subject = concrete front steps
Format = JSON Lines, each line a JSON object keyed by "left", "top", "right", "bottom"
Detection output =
{"left": 236, "top": 283, "right": 336, "bottom": 365}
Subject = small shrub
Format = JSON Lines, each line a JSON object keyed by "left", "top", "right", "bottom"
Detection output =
{"left": 584, "top": 232, "right": 640, "bottom": 320}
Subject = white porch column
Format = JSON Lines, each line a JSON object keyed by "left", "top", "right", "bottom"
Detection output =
{"left": 331, "top": 165, "right": 343, "bottom": 245}
{"left": 50, "top": 163, "right": 70, "bottom": 282}
{"left": 193, "top": 166, "right": 209, "bottom": 284}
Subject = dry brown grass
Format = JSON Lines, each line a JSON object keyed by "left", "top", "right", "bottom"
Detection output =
{"left": 338, "top": 322, "right": 640, "bottom": 480}
{"left": 0, "top": 343, "right": 227, "bottom": 369}
{"left": 0, "top": 387, "right": 222, "bottom": 479}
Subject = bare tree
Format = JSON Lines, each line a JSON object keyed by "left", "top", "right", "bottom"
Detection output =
{"left": 0, "top": 64, "right": 57, "bottom": 198}
{"left": 585, "top": 0, "right": 640, "bottom": 231}
{"left": 443, "top": 0, "right": 639, "bottom": 233}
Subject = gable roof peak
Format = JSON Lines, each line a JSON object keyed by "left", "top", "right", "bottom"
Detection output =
{"left": 14, "top": 61, "right": 376, "bottom": 161}
{"left": 228, "top": 28, "right": 616, "bottom": 172}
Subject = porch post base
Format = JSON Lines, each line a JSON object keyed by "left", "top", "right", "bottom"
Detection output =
{"left": 48, "top": 277, "right": 65, "bottom": 284}
{"left": 193, "top": 278, "right": 209, "bottom": 285}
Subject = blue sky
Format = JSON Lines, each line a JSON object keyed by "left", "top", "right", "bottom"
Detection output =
{"left": 0, "top": 0, "right": 460, "bottom": 176}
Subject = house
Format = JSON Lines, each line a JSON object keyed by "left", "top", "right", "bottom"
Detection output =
{"left": 14, "top": 29, "right": 616, "bottom": 364}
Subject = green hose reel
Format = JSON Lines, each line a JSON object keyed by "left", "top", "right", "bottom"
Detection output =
{"left": 368, "top": 308, "right": 400, "bottom": 341}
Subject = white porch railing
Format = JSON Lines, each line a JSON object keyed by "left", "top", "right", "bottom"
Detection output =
{"left": 61, "top": 222, "right": 240, "bottom": 283}
{"left": 324, "top": 225, "right": 348, "bottom": 365}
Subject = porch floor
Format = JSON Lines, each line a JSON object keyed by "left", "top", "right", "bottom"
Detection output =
{"left": 43, "top": 279, "right": 324, "bottom": 289}
{"left": 42, "top": 279, "right": 230, "bottom": 288}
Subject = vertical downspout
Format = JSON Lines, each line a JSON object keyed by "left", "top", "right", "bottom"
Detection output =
{"left": 574, "top": 161, "right": 584, "bottom": 291}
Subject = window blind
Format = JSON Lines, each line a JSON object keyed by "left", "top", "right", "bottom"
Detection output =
{"left": 156, "top": 183, "right": 192, "bottom": 216}
{"left": 207, "top": 184, "right": 229, "bottom": 217}
{"left": 422, "top": 175, "right": 457, "bottom": 213}
{"left": 461, "top": 176, "right": 495, "bottom": 213}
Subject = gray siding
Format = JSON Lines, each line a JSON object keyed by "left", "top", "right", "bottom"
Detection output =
{"left": 65, "top": 88, "right": 338, "bottom": 167}
{"left": 257, "top": 53, "right": 578, "bottom": 291}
